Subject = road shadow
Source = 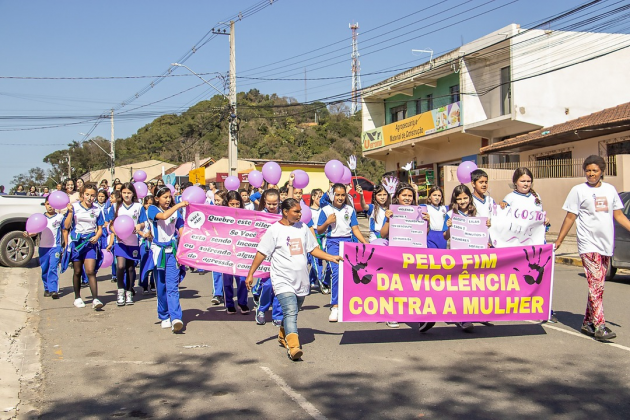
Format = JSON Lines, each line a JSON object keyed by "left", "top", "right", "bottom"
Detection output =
{"left": 339, "top": 323, "right": 547, "bottom": 344}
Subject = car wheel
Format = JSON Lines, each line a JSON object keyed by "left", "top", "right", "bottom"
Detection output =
{"left": 606, "top": 263, "right": 617, "bottom": 281}
{"left": 418, "top": 322, "right": 436, "bottom": 333}
{"left": 0, "top": 231, "right": 35, "bottom": 268}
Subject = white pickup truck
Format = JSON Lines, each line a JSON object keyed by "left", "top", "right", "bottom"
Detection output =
{"left": 0, "top": 195, "right": 46, "bottom": 267}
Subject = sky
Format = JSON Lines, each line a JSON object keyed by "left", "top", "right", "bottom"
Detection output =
{"left": 0, "top": 0, "right": 584, "bottom": 187}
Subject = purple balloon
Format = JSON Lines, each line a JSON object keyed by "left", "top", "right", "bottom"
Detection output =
{"left": 456, "top": 161, "right": 478, "bottom": 184}
{"left": 133, "top": 170, "right": 147, "bottom": 182}
{"left": 182, "top": 185, "right": 206, "bottom": 205}
{"left": 101, "top": 249, "right": 114, "bottom": 268}
{"left": 224, "top": 175, "right": 241, "bottom": 191}
{"left": 292, "top": 170, "right": 309, "bottom": 189}
{"left": 262, "top": 162, "right": 282, "bottom": 185}
{"left": 134, "top": 182, "right": 148, "bottom": 199}
{"left": 166, "top": 184, "right": 176, "bottom": 195}
{"left": 325, "top": 160, "right": 344, "bottom": 183}
{"left": 300, "top": 201, "right": 312, "bottom": 224}
{"left": 371, "top": 238, "right": 389, "bottom": 246}
{"left": 26, "top": 213, "right": 47, "bottom": 234}
{"left": 340, "top": 166, "right": 352, "bottom": 185}
{"left": 48, "top": 191, "right": 69, "bottom": 210}
{"left": 248, "top": 170, "right": 264, "bottom": 188}
{"left": 113, "top": 215, "right": 135, "bottom": 240}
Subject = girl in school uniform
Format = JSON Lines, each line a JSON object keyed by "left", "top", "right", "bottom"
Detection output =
{"left": 210, "top": 190, "right": 227, "bottom": 306}
{"left": 25, "top": 197, "right": 65, "bottom": 299}
{"left": 107, "top": 190, "right": 121, "bottom": 283}
{"left": 317, "top": 183, "right": 368, "bottom": 322}
{"left": 139, "top": 196, "right": 155, "bottom": 294}
{"left": 147, "top": 186, "right": 188, "bottom": 333}
{"left": 253, "top": 189, "right": 284, "bottom": 325}
{"left": 63, "top": 183, "right": 104, "bottom": 310}
{"left": 426, "top": 186, "right": 448, "bottom": 250}
{"left": 308, "top": 188, "right": 327, "bottom": 293}
{"left": 107, "top": 183, "right": 145, "bottom": 306}
{"left": 222, "top": 191, "right": 250, "bottom": 315}
{"left": 246, "top": 198, "right": 343, "bottom": 361}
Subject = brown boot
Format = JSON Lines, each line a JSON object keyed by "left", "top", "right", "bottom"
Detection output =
{"left": 277, "top": 327, "right": 287, "bottom": 348}
{"left": 285, "top": 333, "right": 303, "bottom": 361}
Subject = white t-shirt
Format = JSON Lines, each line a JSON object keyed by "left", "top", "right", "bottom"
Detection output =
{"left": 426, "top": 204, "right": 448, "bottom": 231}
{"left": 113, "top": 202, "right": 144, "bottom": 246}
{"left": 244, "top": 201, "right": 255, "bottom": 211}
{"left": 473, "top": 194, "right": 496, "bottom": 219}
{"left": 40, "top": 213, "right": 65, "bottom": 248}
{"left": 257, "top": 221, "right": 318, "bottom": 296}
{"left": 502, "top": 191, "right": 544, "bottom": 212}
{"left": 317, "top": 204, "right": 358, "bottom": 237}
{"left": 367, "top": 204, "right": 387, "bottom": 242}
{"left": 562, "top": 182, "right": 623, "bottom": 256}
{"left": 71, "top": 202, "right": 104, "bottom": 235}
{"left": 147, "top": 205, "right": 184, "bottom": 258}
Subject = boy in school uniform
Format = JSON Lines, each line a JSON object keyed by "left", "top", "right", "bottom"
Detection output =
{"left": 470, "top": 169, "right": 495, "bottom": 220}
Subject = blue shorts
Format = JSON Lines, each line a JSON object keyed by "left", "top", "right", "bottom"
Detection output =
{"left": 70, "top": 242, "right": 98, "bottom": 262}
{"left": 114, "top": 243, "right": 140, "bottom": 261}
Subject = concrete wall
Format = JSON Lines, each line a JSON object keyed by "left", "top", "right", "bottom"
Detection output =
{"left": 362, "top": 100, "right": 385, "bottom": 132}
{"left": 512, "top": 30, "right": 630, "bottom": 127}
{"left": 444, "top": 155, "right": 630, "bottom": 235}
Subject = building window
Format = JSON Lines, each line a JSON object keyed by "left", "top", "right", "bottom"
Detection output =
{"left": 450, "top": 85, "right": 460, "bottom": 103}
{"left": 426, "top": 94, "right": 433, "bottom": 111}
{"left": 391, "top": 105, "right": 407, "bottom": 122}
{"left": 415, "top": 99, "right": 422, "bottom": 115}
{"left": 500, "top": 66, "right": 511, "bottom": 115}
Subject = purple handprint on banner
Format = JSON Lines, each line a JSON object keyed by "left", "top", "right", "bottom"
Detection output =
{"left": 345, "top": 244, "right": 383, "bottom": 285}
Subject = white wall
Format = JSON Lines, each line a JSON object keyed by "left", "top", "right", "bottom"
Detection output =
{"left": 362, "top": 100, "right": 385, "bottom": 132}
{"left": 512, "top": 30, "right": 630, "bottom": 127}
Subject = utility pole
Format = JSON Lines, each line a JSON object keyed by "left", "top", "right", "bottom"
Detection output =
{"left": 228, "top": 20, "right": 238, "bottom": 177}
{"left": 110, "top": 109, "right": 115, "bottom": 182}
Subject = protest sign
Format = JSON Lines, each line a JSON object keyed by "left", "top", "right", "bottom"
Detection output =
{"left": 489, "top": 205, "right": 546, "bottom": 248}
{"left": 450, "top": 215, "right": 488, "bottom": 249}
{"left": 176, "top": 204, "right": 281, "bottom": 277}
{"left": 389, "top": 205, "right": 428, "bottom": 248}
{"left": 339, "top": 242, "right": 554, "bottom": 322}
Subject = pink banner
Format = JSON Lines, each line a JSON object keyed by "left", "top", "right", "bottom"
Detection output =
{"left": 450, "top": 215, "right": 488, "bottom": 249}
{"left": 176, "top": 204, "right": 281, "bottom": 277}
{"left": 389, "top": 205, "right": 428, "bottom": 247}
{"left": 339, "top": 242, "right": 554, "bottom": 322}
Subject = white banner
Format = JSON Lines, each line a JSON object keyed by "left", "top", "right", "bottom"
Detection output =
{"left": 489, "top": 205, "right": 546, "bottom": 248}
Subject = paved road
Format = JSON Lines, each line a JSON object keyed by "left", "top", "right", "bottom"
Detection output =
{"left": 13, "top": 261, "right": 630, "bottom": 419}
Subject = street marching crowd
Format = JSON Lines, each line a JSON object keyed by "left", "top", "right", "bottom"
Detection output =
{"left": 22, "top": 154, "right": 630, "bottom": 361}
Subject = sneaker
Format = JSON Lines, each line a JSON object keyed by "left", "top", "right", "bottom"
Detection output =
{"left": 256, "top": 311, "right": 266, "bottom": 325}
{"left": 143, "top": 288, "right": 150, "bottom": 295}
{"left": 226, "top": 306, "right": 237, "bottom": 315}
{"left": 92, "top": 299, "right": 103, "bottom": 310}
{"left": 594, "top": 325, "right": 616, "bottom": 341}
{"left": 239, "top": 304, "right": 250, "bottom": 315}
{"left": 81, "top": 282, "right": 88, "bottom": 288}
{"left": 73, "top": 298, "right": 85, "bottom": 308}
{"left": 386, "top": 321, "right": 400, "bottom": 328}
{"left": 149, "top": 286, "right": 156, "bottom": 293}
{"left": 253, "top": 294, "right": 260, "bottom": 308}
{"left": 581, "top": 323, "right": 596, "bottom": 337}
{"left": 321, "top": 285, "right": 331, "bottom": 295}
{"left": 51, "top": 292, "right": 59, "bottom": 299}
{"left": 125, "top": 290, "right": 134, "bottom": 305}
{"left": 111, "top": 277, "right": 117, "bottom": 283}
{"left": 418, "top": 322, "right": 436, "bottom": 333}
{"left": 457, "top": 322, "right": 474, "bottom": 332}
{"left": 548, "top": 311, "right": 558, "bottom": 323}
{"left": 171, "top": 319, "right": 183, "bottom": 333}
{"left": 117, "top": 289, "right": 125, "bottom": 306}
{"left": 328, "top": 307, "right": 338, "bottom": 322}
{"left": 44, "top": 291, "right": 51, "bottom": 297}
{"left": 161, "top": 319, "right": 172, "bottom": 329}
{"left": 211, "top": 296, "right": 221, "bottom": 306}
{"left": 272, "top": 319, "right": 282, "bottom": 327}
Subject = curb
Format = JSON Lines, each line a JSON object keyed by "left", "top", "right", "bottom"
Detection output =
{"left": 555, "top": 255, "right": 582, "bottom": 267}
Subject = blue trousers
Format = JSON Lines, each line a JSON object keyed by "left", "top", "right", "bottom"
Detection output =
{"left": 212, "top": 271, "right": 224, "bottom": 297}
{"left": 139, "top": 243, "right": 154, "bottom": 289}
{"left": 258, "top": 278, "right": 283, "bottom": 320}
{"left": 308, "top": 254, "right": 323, "bottom": 285}
{"left": 155, "top": 253, "right": 182, "bottom": 321}
{"left": 39, "top": 247, "right": 61, "bottom": 292}
{"left": 325, "top": 237, "right": 351, "bottom": 306}
{"left": 223, "top": 274, "right": 248, "bottom": 308}
{"left": 276, "top": 293, "right": 305, "bottom": 336}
